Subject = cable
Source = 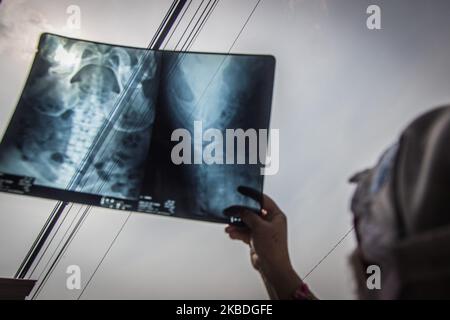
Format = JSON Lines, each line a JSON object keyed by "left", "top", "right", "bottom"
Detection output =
{"left": 182, "top": 0, "right": 219, "bottom": 52}
{"left": 75, "top": 0, "right": 220, "bottom": 299}
{"left": 164, "top": 0, "right": 218, "bottom": 88}
{"left": 15, "top": 201, "right": 69, "bottom": 279}
{"left": 173, "top": 0, "right": 206, "bottom": 51}
{"left": 71, "top": 0, "right": 213, "bottom": 197}
{"left": 179, "top": 0, "right": 213, "bottom": 52}
{"left": 185, "top": 0, "right": 262, "bottom": 122}
{"left": 66, "top": 0, "right": 212, "bottom": 200}
{"left": 32, "top": 206, "right": 92, "bottom": 299}
{"left": 15, "top": 201, "right": 61, "bottom": 278}
{"left": 67, "top": 0, "right": 189, "bottom": 196}
{"left": 30, "top": 0, "right": 240, "bottom": 298}
{"left": 65, "top": 0, "right": 183, "bottom": 192}
{"left": 77, "top": 212, "right": 132, "bottom": 299}
{"left": 18, "top": 0, "right": 185, "bottom": 284}
{"left": 28, "top": 203, "right": 74, "bottom": 279}
{"left": 163, "top": 0, "right": 193, "bottom": 49}
{"left": 32, "top": 204, "right": 84, "bottom": 282}
{"left": 302, "top": 227, "right": 354, "bottom": 280}
{"left": 30, "top": 0, "right": 189, "bottom": 299}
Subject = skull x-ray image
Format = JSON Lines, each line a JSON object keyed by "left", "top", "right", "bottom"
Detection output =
{"left": 0, "top": 33, "right": 275, "bottom": 223}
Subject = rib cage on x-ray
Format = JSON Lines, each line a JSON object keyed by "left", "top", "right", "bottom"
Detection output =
{"left": 0, "top": 33, "right": 275, "bottom": 222}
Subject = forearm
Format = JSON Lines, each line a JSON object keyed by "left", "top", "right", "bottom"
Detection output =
{"left": 260, "top": 272, "right": 279, "bottom": 300}
{"left": 259, "top": 263, "right": 303, "bottom": 300}
{"left": 266, "top": 267, "right": 303, "bottom": 300}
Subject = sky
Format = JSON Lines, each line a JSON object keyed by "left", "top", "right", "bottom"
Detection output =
{"left": 1, "top": 0, "right": 450, "bottom": 299}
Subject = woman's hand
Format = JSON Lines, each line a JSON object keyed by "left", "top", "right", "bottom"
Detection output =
{"left": 224, "top": 186, "right": 304, "bottom": 300}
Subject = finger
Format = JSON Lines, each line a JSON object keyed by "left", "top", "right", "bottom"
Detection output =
{"left": 223, "top": 205, "right": 260, "bottom": 217}
{"left": 261, "top": 194, "right": 281, "bottom": 215}
{"left": 225, "top": 225, "right": 249, "bottom": 234}
{"left": 239, "top": 209, "right": 265, "bottom": 230}
{"left": 250, "top": 250, "right": 261, "bottom": 271}
{"left": 226, "top": 228, "right": 251, "bottom": 245}
{"left": 238, "top": 186, "right": 281, "bottom": 217}
{"left": 237, "top": 186, "right": 263, "bottom": 203}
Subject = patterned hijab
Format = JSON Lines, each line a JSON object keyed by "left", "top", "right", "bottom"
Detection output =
{"left": 350, "top": 106, "right": 450, "bottom": 299}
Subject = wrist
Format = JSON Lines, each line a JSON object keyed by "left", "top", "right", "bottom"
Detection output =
{"left": 260, "top": 263, "right": 302, "bottom": 300}
{"left": 260, "top": 257, "right": 294, "bottom": 282}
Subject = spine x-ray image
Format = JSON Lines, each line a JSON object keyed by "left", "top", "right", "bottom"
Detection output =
{"left": 0, "top": 33, "right": 275, "bottom": 223}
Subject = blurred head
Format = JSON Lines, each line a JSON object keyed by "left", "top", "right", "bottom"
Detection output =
{"left": 350, "top": 106, "right": 450, "bottom": 299}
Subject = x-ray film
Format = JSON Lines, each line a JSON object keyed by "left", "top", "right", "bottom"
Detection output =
{"left": 0, "top": 33, "right": 275, "bottom": 223}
